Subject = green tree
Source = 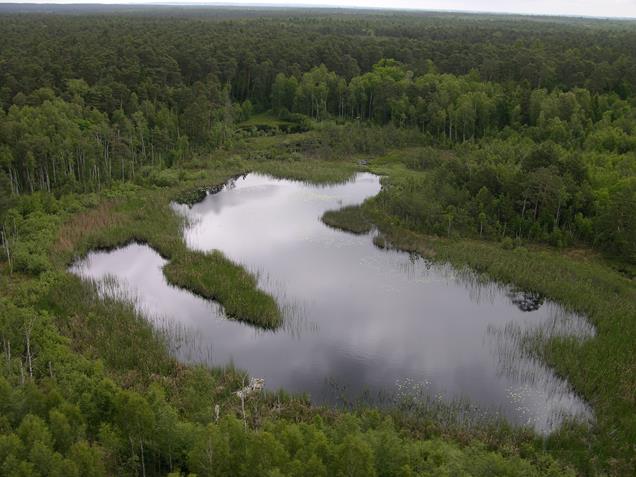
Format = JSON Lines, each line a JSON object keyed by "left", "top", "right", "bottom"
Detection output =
{"left": 335, "top": 434, "right": 376, "bottom": 477}
{"left": 271, "top": 73, "right": 298, "bottom": 115}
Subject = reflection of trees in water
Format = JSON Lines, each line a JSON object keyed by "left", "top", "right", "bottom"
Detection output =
{"left": 225, "top": 176, "right": 239, "bottom": 190}
{"left": 506, "top": 289, "right": 545, "bottom": 312}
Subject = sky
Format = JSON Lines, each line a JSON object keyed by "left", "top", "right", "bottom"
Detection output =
{"left": 2, "top": 1, "right": 636, "bottom": 19}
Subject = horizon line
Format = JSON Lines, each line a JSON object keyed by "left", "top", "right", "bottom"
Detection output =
{"left": 0, "top": 2, "right": 635, "bottom": 21}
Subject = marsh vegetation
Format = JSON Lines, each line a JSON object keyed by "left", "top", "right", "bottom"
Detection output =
{"left": 70, "top": 173, "right": 594, "bottom": 436}
{"left": 1, "top": 5, "right": 635, "bottom": 477}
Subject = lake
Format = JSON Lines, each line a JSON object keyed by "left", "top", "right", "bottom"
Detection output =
{"left": 70, "top": 172, "right": 594, "bottom": 433}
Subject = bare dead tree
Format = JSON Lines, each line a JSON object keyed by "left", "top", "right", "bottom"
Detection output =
{"left": 23, "top": 316, "right": 36, "bottom": 380}
{"left": 1, "top": 225, "right": 12, "bottom": 274}
{"left": 3, "top": 337, "right": 11, "bottom": 371}
{"left": 240, "top": 376, "right": 247, "bottom": 430}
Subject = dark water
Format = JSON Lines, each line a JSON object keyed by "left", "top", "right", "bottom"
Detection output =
{"left": 71, "top": 173, "right": 594, "bottom": 433}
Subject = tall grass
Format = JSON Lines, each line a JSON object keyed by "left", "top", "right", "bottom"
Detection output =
{"left": 40, "top": 270, "right": 315, "bottom": 424}
{"left": 322, "top": 205, "right": 373, "bottom": 234}
{"left": 164, "top": 250, "right": 281, "bottom": 328}
{"left": 41, "top": 145, "right": 634, "bottom": 472}
{"left": 252, "top": 159, "right": 360, "bottom": 185}
{"left": 325, "top": 196, "right": 636, "bottom": 474}
{"left": 271, "top": 156, "right": 636, "bottom": 472}
{"left": 52, "top": 166, "right": 282, "bottom": 329}
{"left": 44, "top": 273, "right": 178, "bottom": 378}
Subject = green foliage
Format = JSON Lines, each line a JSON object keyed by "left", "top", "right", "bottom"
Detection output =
{"left": 0, "top": 146, "right": 581, "bottom": 476}
{"left": 0, "top": 7, "right": 635, "bottom": 477}
{"left": 595, "top": 178, "right": 636, "bottom": 262}
{"left": 164, "top": 249, "right": 282, "bottom": 328}
{"left": 351, "top": 136, "right": 635, "bottom": 263}
{"left": 322, "top": 206, "right": 373, "bottom": 235}
{"left": 352, "top": 220, "right": 636, "bottom": 474}
{"left": 0, "top": 170, "right": 12, "bottom": 223}
{"left": 272, "top": 74, "right": 299, "bottom": 115}
{"left": 183, "top": 415, "right": 564, "bottom": 477}
{"left": 0, "top": 11, "right": 634, "bottom": 264}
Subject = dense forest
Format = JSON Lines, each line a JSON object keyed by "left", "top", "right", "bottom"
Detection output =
{"left": 0, "top": 6, "right": 635, "bottom": 477}
{"left": 1, "top": 9, "right": 634, "bottom": 263}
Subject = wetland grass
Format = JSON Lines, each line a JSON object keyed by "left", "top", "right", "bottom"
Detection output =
{"left": 44, "top": 273, "right": 178, "bottom": 378}
{"left": 324, "top": 198, "right": 636, "bottom": 473}
{"left": 41, "top": 152, "right": 634, "bottom": 472}
{"left": 55, "top": 167, "right": 282, "bottom": 329}
{"left": 4, "top": 128, "right": 597, "bottom": 475}
{"left": 42, "top": 271, "right": 312, "bottom": 423}
{"left": 54, "top": 155, "right": 366, "bottom": 329}
{"left": 163, "top": 250, "right": 282, "bottom": 329}
{"left": 252, "top": 158, "right": 361, "bottom": 185}
{"left": 322, "top": 205, "right": 373, "bottom": 234}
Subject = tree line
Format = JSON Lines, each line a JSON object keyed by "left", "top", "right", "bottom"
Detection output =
{"left": 0, "top": 10, "right": 634, "bottom": 260}
{"left": 1, "top": 54, "right": 634, "bottom": 262}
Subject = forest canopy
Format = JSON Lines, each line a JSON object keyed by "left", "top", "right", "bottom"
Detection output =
{"left": 1, "top": 8, "right": 634, "bottom": 262}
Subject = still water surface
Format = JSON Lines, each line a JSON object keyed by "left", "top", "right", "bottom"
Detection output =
{"left": 71, "top": 173, "right": 594, "bottom": 433}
